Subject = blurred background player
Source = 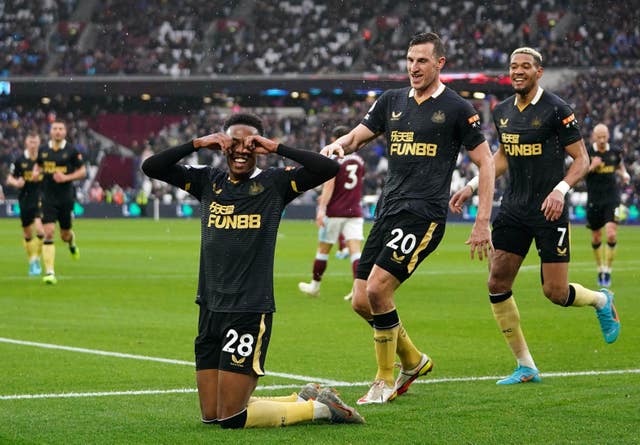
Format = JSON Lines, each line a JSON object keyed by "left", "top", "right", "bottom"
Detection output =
{"left": 36, "top": 120, "right": 86, "bottom": 284}
{"left": 586, "top": 123, "right": 631, "bottom": 287}
{"left": 6, "top": 131, "right": 44, "bottom": 276}
{"left": 335, "top": 234, "right": 349, "bottom": 259}
{"left": 298, "top": 125, "right": 365, "bottom": 300}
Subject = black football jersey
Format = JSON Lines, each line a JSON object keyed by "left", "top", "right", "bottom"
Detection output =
{"left": 586, "top": 143, "right": 623, "bottom": 206}
{"left": 10, "top": 151, "right": 42, "bottom": 205}
{"left": 178, "top": 165, "right": 302, "bottom": 313}
{"left": 492, "top": 88, "right": 582, "bottom": 225}
{"left": 37, "top": 141, "right": 85, "bottom": 203}
{"left": 362, "top": 85, "right": 485, "bottom": 222}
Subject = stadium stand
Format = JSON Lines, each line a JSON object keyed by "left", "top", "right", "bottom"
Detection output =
{"left": 2, "top": 0, "right": 637, "bottom": 76}
{"left": 0, "top": 0, "right": 638, "bottom": 213}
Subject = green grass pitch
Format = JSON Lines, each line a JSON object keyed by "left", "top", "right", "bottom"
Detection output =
{"left": 1, "top": 217, "right": 638, "bottom": 444}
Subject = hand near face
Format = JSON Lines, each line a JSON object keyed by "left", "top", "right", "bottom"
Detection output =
{"left": 243, "top": 135, "right": 278, "bottom": 154}
{"left": 193, "top": 133, "right": 233, "bottom": 152}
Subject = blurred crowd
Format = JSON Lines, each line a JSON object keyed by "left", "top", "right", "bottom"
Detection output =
{"left": 1, "top": 0, "right": 638, "bottom": 211}
{"left": 2, "top": 0, "right": 638, "bottom": 77}
{"left": 2, "top": 63, "right": 639, "bottom": 210}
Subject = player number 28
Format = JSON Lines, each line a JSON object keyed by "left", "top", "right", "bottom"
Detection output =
{"left": 222, "top": 329, "right": 255, "bottom": 357}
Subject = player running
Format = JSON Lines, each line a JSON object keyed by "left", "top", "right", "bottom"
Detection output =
{"left": 450, "top": 47, "right": 620, "bottom": 385}
{"left": 6, "top": 132, "right": 44, "bottom": 276}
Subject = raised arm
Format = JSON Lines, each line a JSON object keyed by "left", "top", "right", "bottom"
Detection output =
{"left": 141, "top": 141, "right": 198, "bottom": 188}
{"left": 321, "top": 124, "right": 377, "bottom": 157}
{"left": 246, "top": 135, "right": 339, "bottom": 191}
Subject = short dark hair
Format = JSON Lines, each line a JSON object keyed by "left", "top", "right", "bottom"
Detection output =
{"left": 331, "top": 125, "right": 349, "bottom": 139}
{"left": 408, "top": 32, "right": 445, "bottom": 59}
{"left": 223, "top": 113, "right": 264, "bottom": 135}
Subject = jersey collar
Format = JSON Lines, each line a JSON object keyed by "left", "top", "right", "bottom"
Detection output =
{"left": 250, "top": 167, "right": 262, "bottom": 178}
{"left": 513, "top": 86, "right": 544, "bottom": 106}
{"left": 227, "top": 167, "right": 262, "bottom": 183}
{"left": 48, "top": 139, "right": 68, "bottom": 150}
{"left": 592, "top": 142, "right": 610, "bottom": 152}
{"left": 409, "top": 82, "right": 445, "bottom": 100}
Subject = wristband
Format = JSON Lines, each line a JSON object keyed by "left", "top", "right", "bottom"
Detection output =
{"left": 466, "top": 176, "right": 479, "bottom": 193}
{"left": 553, "top": 180, "right": 571, "bottom": 196}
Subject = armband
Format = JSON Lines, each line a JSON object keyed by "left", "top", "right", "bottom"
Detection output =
{"left": 553, "top": 180, "right": 571, "bottom": 196}
{"left": 466, "top": 176, "right": 479, "bottom": 193}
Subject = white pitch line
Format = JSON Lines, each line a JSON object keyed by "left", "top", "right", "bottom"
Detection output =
{"left": 3, "top": 369, "right": 640, "bottom": 401}
{"left": 1, "top": 388, "right": 197, "bottom": 400}
{"left": 3, "top": 260, "right": 640, "bottom": 281}
{"left": 0, "top": 337, "right": 348, "bottom": 386}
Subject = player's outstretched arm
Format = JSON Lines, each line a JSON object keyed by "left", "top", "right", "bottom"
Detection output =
{"left": 141, "top": 140, "right": 201, "bottom": 186}
{"left": 320, "top": 124, "right": 376, "bottom": 158}
{"left": 244, "top": 134, "right": 277, "bottom": 154}
{"left": 277, "top": 144, "right": 339, "bottom": 191}
{"left": 142, "top": 132, "right": 231, "bottom": 180}
{"left": 194, "top": 132, "right": 233, "bottom": 152}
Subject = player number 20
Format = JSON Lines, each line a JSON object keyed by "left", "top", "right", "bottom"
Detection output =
{"left": 223, "top": 329, "right": 255, "bottom": 357}
{"left": 386, "top": 228, "right": 417, "bottom": 254}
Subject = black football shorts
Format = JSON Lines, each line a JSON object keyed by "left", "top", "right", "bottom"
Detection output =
{"left": 492, "top": 211, "right": 570, "bottom": 263}
{"left": 586, "top": 201, "right": 617, "bottom": 231}
{"left": 18, "top": 201, "right": 42, "bottom": 228}
{"left": 356, "top": 211, "right": 445, "bottom": 283}
{"left": 42, "top": 200, "right": 74, "bottom": 229}
{"left": 195, "top": 307, "right": 272, "bottom": 376}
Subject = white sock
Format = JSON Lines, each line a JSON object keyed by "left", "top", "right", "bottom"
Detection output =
{"left": 595, "top": 291, "right": 607, "bottom": 310}
{"left": 312, "top": 401, "right": 330, "bottom": 420}
{"left": 516, "top": 353, "right": 536, "bottom": 370}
